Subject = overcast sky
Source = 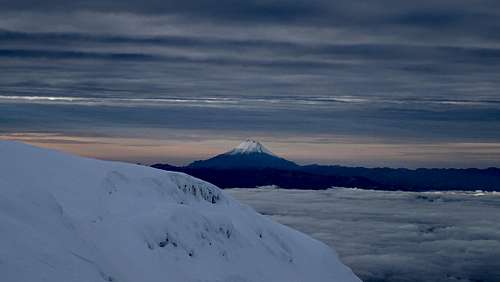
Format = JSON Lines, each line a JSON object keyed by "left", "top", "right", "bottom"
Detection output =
{"left": 1, "top": 0, "right": 500, "bottom": 167}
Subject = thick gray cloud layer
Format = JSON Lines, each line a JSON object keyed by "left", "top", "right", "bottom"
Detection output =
{"left": 1, "top": 0, "right": 500, "bottom": 166}
{"left": 228, "top": 188, "right": 500, "bottom": 282}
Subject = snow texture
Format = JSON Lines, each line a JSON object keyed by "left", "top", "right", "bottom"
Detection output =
{"left": 0, "top": 141, "right": 359, "bottom": 282}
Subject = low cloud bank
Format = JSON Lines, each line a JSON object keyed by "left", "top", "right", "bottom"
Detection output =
{"left": 228, "top": 188, "right": 500, "bottom": 282}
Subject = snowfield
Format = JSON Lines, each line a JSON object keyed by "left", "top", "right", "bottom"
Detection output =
{"left": 0, "top": 141, "right": 359, "bottom": 282}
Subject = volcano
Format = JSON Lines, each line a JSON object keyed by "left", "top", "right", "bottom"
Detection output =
{"left": 188, "top": 140, "right": 298, "bottom": 169}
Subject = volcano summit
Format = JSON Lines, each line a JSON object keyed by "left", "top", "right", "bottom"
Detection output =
{"left": 188, "top": 140, "right": 298, "bottom": 169}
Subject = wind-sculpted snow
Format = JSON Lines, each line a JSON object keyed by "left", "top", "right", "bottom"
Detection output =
{"left": 0, "top": 141, "right": 359, "bottom": 282}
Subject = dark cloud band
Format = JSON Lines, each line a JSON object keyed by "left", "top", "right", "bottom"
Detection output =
{"left": 1, "top": 0, "right": 500, "bottom": 167}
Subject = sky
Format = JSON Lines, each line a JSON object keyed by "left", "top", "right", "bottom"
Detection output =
{"left": 1, "top": 0, "right": 500, "bottom": 168}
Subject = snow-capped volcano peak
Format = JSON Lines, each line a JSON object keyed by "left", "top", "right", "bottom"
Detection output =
{"left": 228, "top": 139, "right": 275, "bottom": 156}
{"left": 188, "top": 139, "right": 297, "bottom": 169}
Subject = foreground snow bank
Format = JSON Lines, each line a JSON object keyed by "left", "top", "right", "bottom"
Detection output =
{"left": 0, "top": 141, "right": 360, "bottom": 282}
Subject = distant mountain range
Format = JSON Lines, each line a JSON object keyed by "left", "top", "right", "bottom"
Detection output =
{"left": 152, "top": 140, "right": 500, "bottom": 191}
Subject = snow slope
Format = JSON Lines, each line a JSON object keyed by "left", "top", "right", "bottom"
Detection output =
{"left": 0, "top": 141, "right": 360, "bottom": 282}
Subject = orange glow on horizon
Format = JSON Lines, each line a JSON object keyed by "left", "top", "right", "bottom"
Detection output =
{"left": 2, "top": 132, "right": 500, "bottom": 168}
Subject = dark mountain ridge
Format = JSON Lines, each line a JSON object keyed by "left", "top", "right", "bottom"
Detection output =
{"left": 152, "top": 140, "right": 500, "bottom": 191}
{"left": 151, "top": 164, "right": 379, "bottom": 190}
{"left": 189, "top": 152, "right": 298, "bottom": 169}
{"left": 300, "top": 165, "right": 500, "bottom": 191}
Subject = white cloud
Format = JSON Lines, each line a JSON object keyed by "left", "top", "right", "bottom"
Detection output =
{"left": 227, "top": 188, "right": 500, "bottom": 282}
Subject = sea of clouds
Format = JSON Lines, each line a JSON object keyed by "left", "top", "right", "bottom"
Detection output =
{"left": 227, "top": 188, "right": 500, "bottom": 282}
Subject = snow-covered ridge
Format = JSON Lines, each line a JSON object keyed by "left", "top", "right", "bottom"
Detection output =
{"left": 0, "top": 141, "right": 359, "bottom": 282}
{"left": 227, "top": 139, "right": 275, "bottom": 156}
